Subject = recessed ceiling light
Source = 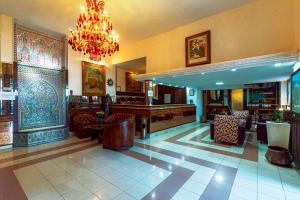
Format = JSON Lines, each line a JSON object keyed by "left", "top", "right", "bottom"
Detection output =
{"left": 216, "top": 82, "right": 224, "bottom": 85}
{"left": 274, "top": 62, "right": 296, "bottom": 67}
{"left": 231, "top": 69, "right": 237, "bottom": 72}
{"left": 201, "top": 72, "right": 205, "bottom": 75}
{"left": 294, "top": 62, "right": 300, "bottom": 72}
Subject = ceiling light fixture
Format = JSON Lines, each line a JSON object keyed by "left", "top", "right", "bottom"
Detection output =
{"left": 201, "top": 72, "right": 205, "bottom": 75}
{"left": 274, "top": 62, "right": 296, "bottom": 67}
{"left": 216, "top": 82, "right": 224, "bottom": 86}
{"left": 231, "top": 69, "right": 237, "bottom": 72}
{"left": 68, "top": 0, "right": 120, "bottom": 61}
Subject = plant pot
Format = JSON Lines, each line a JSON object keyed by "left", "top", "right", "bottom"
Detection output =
{"left": 266, "top": 121, "right": 291, "bottom": 149}
{"left": 265, "top": 146, "right": 293, "bottom": 166}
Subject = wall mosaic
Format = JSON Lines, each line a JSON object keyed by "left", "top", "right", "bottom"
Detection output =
{"left": 13, "top": 127, "right": 69, "bottom": 147}
{"left": 18, "top": 65, "right": 66, "bottom": 131}
{"left": 14, "top": 25, "right": 67, "bottom": 146}
{"left": 15, "top": 25, "right": 64, "bottom": 70}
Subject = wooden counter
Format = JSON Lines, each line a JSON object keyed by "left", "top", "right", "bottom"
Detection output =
{"left": 110, "top": 104, "right": 196, "bottom": 134}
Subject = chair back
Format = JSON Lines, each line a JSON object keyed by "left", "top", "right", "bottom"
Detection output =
{"left": 214, "top": 115, "right": 239, "bottom": 144}
{"left": 74, "top": 114, "right": 97, "bottom": 128}
{"left": 232, "top": 110, "right": 249, "bottom": 119}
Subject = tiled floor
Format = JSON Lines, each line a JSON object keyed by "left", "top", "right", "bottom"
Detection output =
{"left": 0, "top": 123, "right": 300, "bottom": 200}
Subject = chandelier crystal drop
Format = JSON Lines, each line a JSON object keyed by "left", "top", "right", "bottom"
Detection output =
{"left": 68, "top": 0, "right": 119, "bottom": 61}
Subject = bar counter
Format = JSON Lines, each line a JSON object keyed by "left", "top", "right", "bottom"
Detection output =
{"left": 110, "top": 104, "right": 196, "bottom": 134}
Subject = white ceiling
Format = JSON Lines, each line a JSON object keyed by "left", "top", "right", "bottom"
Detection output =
{"left": 116, "top": 57, "right": 146, "bottom": 74}
{"left": 136, "top": 52, "right": 299, "bottom": 90}
{"left": 0, "top": 0, "right": 253, "bottom": 45}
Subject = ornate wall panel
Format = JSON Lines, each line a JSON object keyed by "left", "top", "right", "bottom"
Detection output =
{"left": 15, "top": 25, "right": 64, "bottom": 70}
{"left": 14, "top": 25, "right": 68, "bottom": 146}
{"left": 14, "top": 127, "right": 68, "bottom": 147}
{"left": 17, "top": 65, "right": 66, "bottom": 130}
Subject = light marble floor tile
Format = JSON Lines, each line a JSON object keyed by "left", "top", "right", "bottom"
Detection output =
{"left": 171, "top": 188, "right": 200, "bottom": 200}
{"left": 126, "top": 182, "right": 152, "bottom": 200}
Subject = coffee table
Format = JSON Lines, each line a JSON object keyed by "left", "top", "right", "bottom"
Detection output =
{"left": 86, "top": 124, "right": 109, "bottom": 143}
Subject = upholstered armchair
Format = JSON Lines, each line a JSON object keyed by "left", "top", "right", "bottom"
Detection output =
{"left": 102, "top": 113, "right": 135, "bottom": 151}
{"left": 214, "top": 115, "right": 246, "bottom": 145}
{"left": 73, "top": 113, "right": 98, "bottom": 139}
{"left": 232, "top": 110, "right": 252, "bottom": 130}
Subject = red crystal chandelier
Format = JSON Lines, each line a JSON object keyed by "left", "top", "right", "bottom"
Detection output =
{"left": 68, "top": 0, "right": 119, "bottom": 61}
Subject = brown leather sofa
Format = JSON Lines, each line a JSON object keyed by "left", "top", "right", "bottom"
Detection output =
{"left": 214, "top": 115, "right": 246, "bottom": 145}
{"left": 73, "top": 113, "right": 98, "bottom": 139}
{"left": 102, "top": 113, "right": 135, "bottom": 151}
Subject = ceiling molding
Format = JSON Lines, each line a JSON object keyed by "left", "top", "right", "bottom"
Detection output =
{"left": 136, "top": 51, "right": 299, "bottom": 81}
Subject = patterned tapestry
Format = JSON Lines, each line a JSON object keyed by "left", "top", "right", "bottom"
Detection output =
{"left": 14, "top": 25, "right": 67, "bottom": 146}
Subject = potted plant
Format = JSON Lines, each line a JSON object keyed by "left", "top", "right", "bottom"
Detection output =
{"left": 266, "top": 110, "right": 291, "bottom": 149}
{"left": 265, "top": 110, "right": 293, "bottom": 166}
{"left": 96, "top": 111, "right": 105, "bottom": 125}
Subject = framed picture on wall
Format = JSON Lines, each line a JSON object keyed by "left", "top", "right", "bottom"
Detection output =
{"left": 125, "top": 72, "right": 143, "bottom": 92}
{"left": 185, "top": 30, "right": 211, "bottom": 67}
{"left": 189, "top": 88, "right": 195, "bottom": 96}
{"left": 82, "top": 61, "right": 106, "bottom": 96}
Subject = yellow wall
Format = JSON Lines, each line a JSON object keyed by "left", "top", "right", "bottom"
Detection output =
{"left": 116, "top": 67, "right": 127, "bottom": 92}
{"left": 68, "top": 46, "right": 116, "bottom": 96}
{"left": 231, "top": 89, "right": 244, "bottom": 111}
{"left": 0, "top": 13, "right": 116, "bottom": 97}
{"left": 113, "top": 0, "right": 296, "bottom": 73}
{"left": 296, "top": 0, "right": 300, "bottom": 60}
{"left": 0, "top": 14, "right": 14, "bottom": 63}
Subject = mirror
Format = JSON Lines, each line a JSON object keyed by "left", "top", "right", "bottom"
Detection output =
{"left": 208, "top": 90, "right": 224, "bottom": 104}
{"left": 115, "top": 57, "right": 146, "bottom": 93}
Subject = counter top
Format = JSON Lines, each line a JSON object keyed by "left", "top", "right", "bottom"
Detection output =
{"left": 111, "top": 104, "right": 195, "bottom": 110}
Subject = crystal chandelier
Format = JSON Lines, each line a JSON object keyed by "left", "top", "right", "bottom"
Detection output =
{"left": 68, "top": 0, "right": 119, "bottom": 61}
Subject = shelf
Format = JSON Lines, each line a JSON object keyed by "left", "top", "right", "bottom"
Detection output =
{"left": 250, "top": 86, "right": 274, "bottom": 90}
{"left": 254, "top": 98, "right": 276, "bottom": 100}
{"left": 248, "top": 103, "right": 278, "bottom": 105}
{"left": 257, "top": 92, "right": 274, "bottom": 95}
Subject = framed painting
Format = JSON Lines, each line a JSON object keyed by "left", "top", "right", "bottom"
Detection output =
{"left": 125, "top": 72, "right": 143, "bottom": 92}
{"left": 82, "top": 61, "right": 106, "bottom": 96}
{"left": 189, "top": 88, "right": 195, "bottom": 96}
{"left": 185, "top": 30, "right": 211, "bottom": 67}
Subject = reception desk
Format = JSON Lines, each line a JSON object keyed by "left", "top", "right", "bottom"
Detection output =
{"left": 110, "top": 104, "right": 196, "bottom": 134}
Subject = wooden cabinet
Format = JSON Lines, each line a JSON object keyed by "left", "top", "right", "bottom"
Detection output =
{"left": 110, "top": 104, "right": 196, "bottom": 135}
{"left": 246, "top": 82, "right": 280, "bottom": 121}
{"left": 0, "top": 63, "right": 16, "bottom": 146}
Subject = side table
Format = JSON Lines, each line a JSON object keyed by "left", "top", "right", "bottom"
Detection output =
{"left": 86, "top": 124, "right": 109, "bottom": 143}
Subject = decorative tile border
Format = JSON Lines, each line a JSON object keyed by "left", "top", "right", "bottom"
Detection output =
{"left": 0, "top": 168, "right": 27, "bottom": 200}
{"left": 0, "top": 141, "right": 98, "bottom": 200}
{"left": 165, "top": 126, "right": 258, "bottom": 162}
{"left": 133, "top": 142, "right": 237, "bottom": 200}
{"left": 13, "top": 127, "right": 69, "bottom": 147}
{"left": 0, "top": 139, "right": 90, "bottom": 164}
{"left": 0, "top": 124, "right": 256, "bottom": 200}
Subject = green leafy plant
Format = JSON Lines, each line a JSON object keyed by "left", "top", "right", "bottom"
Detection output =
{"left": 270, "top": 110, "right": 285, "bottom": 123}
{"left": 96, "top": 111, "right": 105, "bottom": 118}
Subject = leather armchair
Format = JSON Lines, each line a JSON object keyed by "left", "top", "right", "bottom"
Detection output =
{"left": 73, "top": 113, "right": 98, "bottom": 139}
{"left": 214, "top": 115, "right": 246, "bottom": 145}
{"left": 102, "top": 113, "right": 135, "bottom": 151}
